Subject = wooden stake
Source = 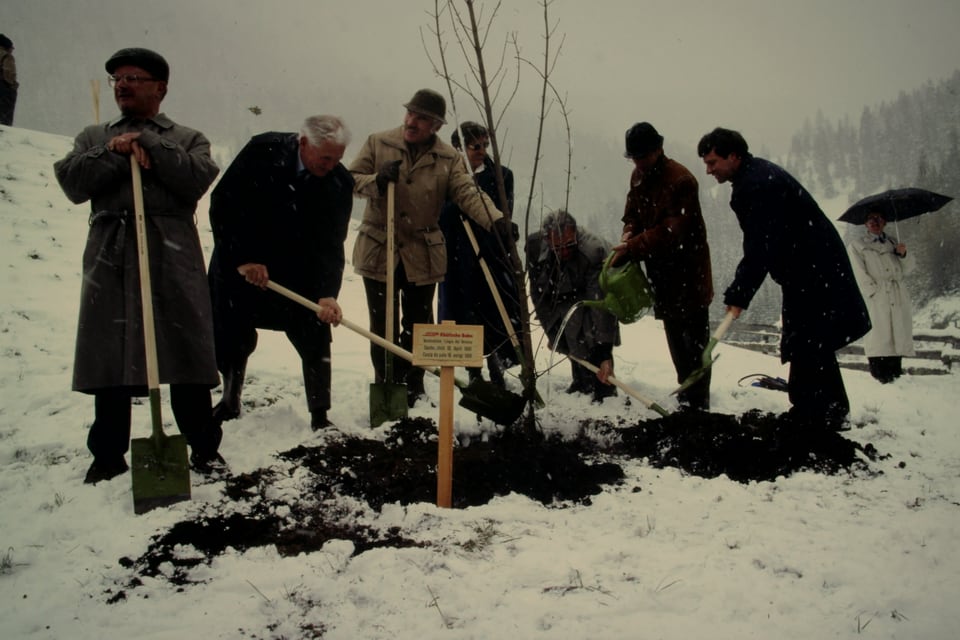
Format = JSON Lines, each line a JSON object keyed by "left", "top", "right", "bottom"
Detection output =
{"left": 436, "top": 321, "right": 456, "bottom": 508}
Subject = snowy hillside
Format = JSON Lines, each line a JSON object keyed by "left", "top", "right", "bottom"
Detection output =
{"left": 1, "top": 125, "right": 958, "bottom": 639}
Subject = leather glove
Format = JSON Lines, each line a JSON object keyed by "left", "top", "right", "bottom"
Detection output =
{"left": 375, "top": 160, "right": 401, "bottom": 194}
{"left": 493, "top": 217, "right": 519, "bottom": 244}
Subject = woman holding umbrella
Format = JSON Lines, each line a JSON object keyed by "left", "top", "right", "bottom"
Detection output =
{"left": 846, "top": 212, "right": 916, "bottom": 382}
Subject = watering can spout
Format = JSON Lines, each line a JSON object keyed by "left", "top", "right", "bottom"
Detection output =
{"left": 583, "top": 252, "right": 654, "bottom": 324}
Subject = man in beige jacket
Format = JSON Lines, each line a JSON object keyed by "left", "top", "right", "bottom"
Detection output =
{"left": 349, "top": 88, "right": 510, "bottom": 407}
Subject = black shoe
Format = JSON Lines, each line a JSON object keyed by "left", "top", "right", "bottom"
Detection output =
{"left": 407, "top": 389, "right": 425, "bottom": 408}
{"left": 84, "top": 457, "right": 129, "bottom": 484}
{"left": 591, "top": 384, "right": 618, "bottom": 404}
{"left": 311, "top": 410, "right": 334, "bottom": 430}
{"left": 190, "top": 451, "right": 228, "bottom": 475}
{"left": 566, "top": 381, "right": 588, "bottom": 395}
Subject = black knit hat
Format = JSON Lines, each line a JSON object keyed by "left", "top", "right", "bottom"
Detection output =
{"left": 403, "top": 89, "right": 446, "bottom": 124}
{"left": 624, "top": 122, "right": 663, "bottom": 158}
{"left": 105, "top": 48, "right": 170, "bottom": 82}
{"left": 0, "top": 34, "right": 12, "bottom": 49}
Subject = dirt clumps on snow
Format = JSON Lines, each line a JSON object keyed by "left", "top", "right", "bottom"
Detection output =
{"left": 112, "top": 411, "right": 880, "bottom": 596}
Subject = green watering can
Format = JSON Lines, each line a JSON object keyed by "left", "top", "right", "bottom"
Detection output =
{"left": 581, "top": 251, "right": 654, "bottom": 324}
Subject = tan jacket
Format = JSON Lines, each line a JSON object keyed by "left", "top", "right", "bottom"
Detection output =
{"left": 349, "top": 126, "right": 503, "bottom": 285}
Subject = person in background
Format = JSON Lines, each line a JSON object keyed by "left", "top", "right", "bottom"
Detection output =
{"left": 53, "top": 48, "right": 224, "bottom": 482}
{"left": 438, "top": 121, "right": 519, "bottom": 388}
{"left": 526, "top": 210, "right": 619, "bottom": 403}
{"left": 612, "top": 122, "right": 714, "bottom": 410}
{"left": 846, "top": 212, "right": 915, "bottom": 382}
{"left": 697, "top": 127, "right": 870, "bottom": 430}
{"left": 207, "top": 115, "right": 353, "bottom": 430}
{"left": 0, "top": 34, "right": 18, "bottom": 126}
{"left": 349, "top": 89, "right": 512, "bottom": 408}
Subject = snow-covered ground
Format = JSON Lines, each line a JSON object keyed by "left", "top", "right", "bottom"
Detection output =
{"left": 1, "top": 124, "right": 958, "bottom": 639}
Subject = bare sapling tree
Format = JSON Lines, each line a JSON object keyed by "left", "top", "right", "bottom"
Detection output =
{"left": 422, "top": 0, "right": 571, "bottom": 434}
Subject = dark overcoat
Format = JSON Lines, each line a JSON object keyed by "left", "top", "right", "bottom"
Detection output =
{"left": 207, "top": 132, "right": 354, "bottom": 331}
{"left": 54, "top": 114, "right": 220, "bottom": 393}
{"left": 621, "top": 154, "right": 713, "bottom": 319}
{"left": 723, "top": 155, "right": 870, "bottom": 362}
{"left": 438, "top": 157, "right": 519, "bottom": 365}
{"left": 526, "top": 228, "right": 620, "bottom": 360}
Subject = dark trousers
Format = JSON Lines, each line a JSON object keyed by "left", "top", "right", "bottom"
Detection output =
{"left": 362, "top": 269, "right": 436, "bottom": 391}
{"left": 663, "top": 308, "right": 711, "bottom": 410}
{"left": 212, "top": 290, "right": 332, "bottom": 413}
{"left": 788, "top": 350, "right": 850, "bottom": 425}
{"left": 0, "top": 84, "right": 15, "bottom": 126}
{"left": 868, "top": 356, "right": 903, "bottom": 383}
{"left": 88, "top": 385, "right": 222, "bottom": 461}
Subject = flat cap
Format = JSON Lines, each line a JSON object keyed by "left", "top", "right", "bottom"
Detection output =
{"left": 105, "top": 48, "right": 170, "bottom": 82}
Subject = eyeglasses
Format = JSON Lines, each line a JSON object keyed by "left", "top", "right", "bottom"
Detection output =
{"left": 467, "top": 143, "right": 489, "bottom": 151}
{"left": 108, "top": 74, "right": 159, "bottom": 87}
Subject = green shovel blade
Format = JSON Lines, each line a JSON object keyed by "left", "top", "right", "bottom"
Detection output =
{"left": 131, "top": 433, "right": 191, "bottom": 514}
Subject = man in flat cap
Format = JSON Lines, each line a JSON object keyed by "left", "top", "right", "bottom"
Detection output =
{"left": 349, "top": 88, "right": 512, "bottom": 407}
{"left": 613, "top": 122, "right": 714, "bottom": 410}
{"left": 54, "top": 48, "right": 225, "bottom": 483}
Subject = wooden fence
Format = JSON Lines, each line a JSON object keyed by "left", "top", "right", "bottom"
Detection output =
{"left": 719, "top": 322, "right": 960, "bottom": 376}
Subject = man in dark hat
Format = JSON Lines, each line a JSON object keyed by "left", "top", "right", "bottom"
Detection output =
{"left": 612, "top": 122, "right": 714, "bottom": 410}
{"left": 349, "top": 89, "right": 512, "bottom": 407}
{"left": 54, "top": 48, "right": 225, "bottom": 483}
{"left": 697, "top": 127, "right": 870, "bottom": 429}
{"left": 0, "top": 34, "right": 18, "bottom": 125}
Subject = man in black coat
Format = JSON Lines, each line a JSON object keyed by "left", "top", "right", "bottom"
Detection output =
{"left": 438, "top": 121, "right": 519, "bottom": 388}
{"left": 697, "top": 127, "right": 870, "bottom": 429}
{"left": 208, "top": 115, "right": 354, "bottom": 429}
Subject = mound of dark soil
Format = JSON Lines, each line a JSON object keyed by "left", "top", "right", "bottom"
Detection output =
{"left": 113, "top": 411, "right": 879, "bottom": 597}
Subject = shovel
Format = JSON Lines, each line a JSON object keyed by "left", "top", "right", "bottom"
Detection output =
{"left": 568, "top": 356, "right": 669, "bottom": 417}
{"left": 670, "top": 310, "right": 736, "bottom": 396}
{"left": 128, "top": 157, "right": 191, "bottom": 514}
{"left": 264, "top": 280, "right": 526, "bottom": 426}
{"left": 372, "top": 181, "right": 408, "bottom": 427}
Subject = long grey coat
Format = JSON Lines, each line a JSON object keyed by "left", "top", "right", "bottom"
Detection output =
{"left": 349, "top": 126, "right": 502, "bottom": 285}
{"left": 847, "top": 231, "right": 915, "bottom": 357}
{"left": 54, "top": 113, "right": 220, "bottom": 393}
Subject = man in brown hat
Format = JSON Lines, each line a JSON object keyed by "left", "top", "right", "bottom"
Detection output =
{"left": 54, "top": 48, "right": 225, "bottom": 482}
{"left": 349, "top": 88, "right": 511, "bottom": 407}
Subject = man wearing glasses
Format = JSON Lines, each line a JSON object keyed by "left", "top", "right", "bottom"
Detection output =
{"left": 525, "top": 210, "right": 619, "bottom": 403}
{"left": 438, "top": 121, "right": 519, "bottom": 389}
{"left": 54, "top": 48, "right": 225, "bottom": 482}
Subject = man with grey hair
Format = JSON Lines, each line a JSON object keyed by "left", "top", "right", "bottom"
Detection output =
{"left": 208, "top": 115, "right": 354, "bottom": 429}
{"left": 526, "top": 210, "right": 620, "bottom": 402}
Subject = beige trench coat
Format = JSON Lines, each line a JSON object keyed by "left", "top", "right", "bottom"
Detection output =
{"left": 349, "top": 126, "right": 503, "bottom": 285}
{"left": 847, "top": 232, "right": 915, "bottom": 357}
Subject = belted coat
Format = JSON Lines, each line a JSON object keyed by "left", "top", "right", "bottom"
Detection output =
{"left": 847, "top": 231, "right": 915, "bottom": 357}
{"left": 349, "top": 126, "right": 502, "bottom": 285}
{"left": 54, "top": 113, "right": 220, "bottom": 393}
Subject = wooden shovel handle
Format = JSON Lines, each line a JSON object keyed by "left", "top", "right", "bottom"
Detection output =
{"left": 569, "top": 355, "right": 669, "bottom": 417}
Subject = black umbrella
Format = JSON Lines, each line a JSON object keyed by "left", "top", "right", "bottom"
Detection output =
{"left": 839, "top": 188, "right": 953, "bottom": 225}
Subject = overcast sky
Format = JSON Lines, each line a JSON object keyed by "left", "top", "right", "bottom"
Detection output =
{"left": 6, "top": 0, "right": 960, "bottom": 208}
